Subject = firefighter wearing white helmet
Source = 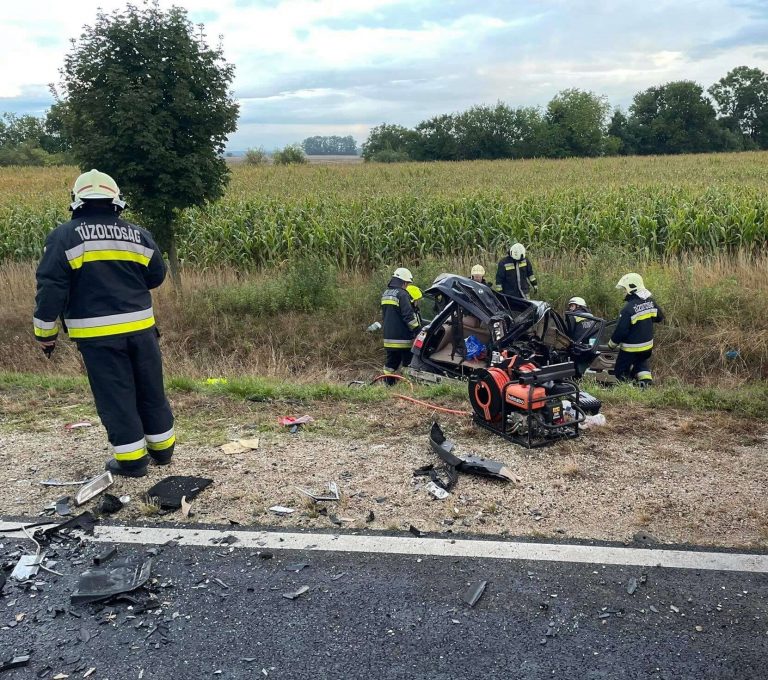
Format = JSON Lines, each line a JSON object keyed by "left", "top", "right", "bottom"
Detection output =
{"left": 495, "top": 242, "right": 538, "bottom": 299}
{"left": 470, "top": 264, "right": 488, "bottom": 285}
{"left": 380, "top": 267, "right": 420, "bottom": 383}
{"left": 33, "top": 169, "right": 175, "bottom": 477}
{"left": 608, "top": 273, "right": 665, "bottom": 386}
{"left": 564, "top": 296, "right": 596, "bottom": 342}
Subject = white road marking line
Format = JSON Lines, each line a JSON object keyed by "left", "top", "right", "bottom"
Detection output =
{"left": 3, "top": 521, "right": 765, "bottom": 573}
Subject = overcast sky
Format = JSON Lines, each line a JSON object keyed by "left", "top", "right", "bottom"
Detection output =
{"left": 1, "top": 0, "right": 766, "bottom": 151}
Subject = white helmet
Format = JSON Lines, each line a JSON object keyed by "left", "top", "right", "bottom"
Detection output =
{"left": 393, "top": 267, "right": 413, "bottom": 283}
{"left": 568, "top": 296, "right": 587, "bottom": 308}
{"left": 70, "top": 169, "right": 125, "bottom": 211}
{"left": 470, "top": 264, "right": 485, "bottom": 277}
{"left": 616, "top": 273, "right": 645, "bottom": 295}
{"left": 509, "top": 243, "right": 526, "bottom": 260}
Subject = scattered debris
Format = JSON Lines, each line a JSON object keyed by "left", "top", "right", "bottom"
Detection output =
{"left": 365, "top": 510, "right": 375, "bottom": 523}
{"left": 424, "top": 481, "right": 449, "bottom": 500}
{"left": 632, "top": 531, "right": 658, "bottom": 546}
{"left": 64, "top": 421, "right": 92, "bottom": 430}
{"left": 461, "top": 580, "right": 488, "bottom": 607}
{"left": 278, "top": 415, "right": 314, "bottom": 434}
{"left": 75, "top": 471, "right": 114, "bottom": 506}
{"left": 626, "top": 578, "right": 638, "bottom": 595}
{"left": 96, "top": 494, "right": 123, "bottom": 515}
{"left": 328, "top": 514, "right": 343, "bottom": 526}
{"left": 296, "top": 482, "right": 340, "bottom": 502}
{"left": 54, "top": 496, "right": 73, "bottom": 517}
{"left": 409, "top": 525, "right": 423, "bottom": 537}
{"left": 93, "top": 548, "right": 117, "bottom": 566}
{"left": 269, "top": 506, "right": 295, "bottom": 515}
{"left": 71, "top": 558, "right": 152, "bottom": 605}
{"left": 221, "top": 442, "right": 248, "bottom": 455}
{"left": 180, "top": 496, "right": 193, "bottom": 519}
{"left": 238, "top": 438, "right": 260, "bottom": 450}
{"left": 213, "top": 578, "right": 230, "bottom": 589}
{"left": 259, "top": 552, "right": 274, "bottom": 560}
{"left": 430, "top": 423, "right": 514, "bottom": 482}
{"left": 581, "top": 413, "right": 607, "bottom": 429}
{"left": 40, "top": 478, "right": 89, "bottom": 487}
{"left": 0, "top": 655, "right": 31, "bottom": 672}
{"left": 83, "top": 669, "right": 96, "bottom": 678}
{"left": 38, "top": 512, "right": 97, "bottom": 541}
{"left": 145, "top": 476, "right": 213, "bottom": 510}
{"left": 284, "top": 563, "right": 309, "bottom": 572}
{"left": 282, "top": 586, "right": 309, "bottom": 600}
{"left": 695, "top": 625, "right": 704, "bottom": 632}
{"left": 210, "top": 535, "right": 239, "bottom": 545}
{"left": 11, "top": 555, "right": 43, "bottom": 581}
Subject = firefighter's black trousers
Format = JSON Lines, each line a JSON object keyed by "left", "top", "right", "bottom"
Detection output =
{"left": 78, "top": 329, "right": 175, "bottom": 470}
{"left": 383, "top": 348, "right": 412, "bottom": 385}
{"left": 614, "top": 349, "right": 653, "bottom": 383}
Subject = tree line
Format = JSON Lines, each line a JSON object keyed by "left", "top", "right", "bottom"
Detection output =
{"left": 362, "top": 66, "right": 768, "bottom": 162}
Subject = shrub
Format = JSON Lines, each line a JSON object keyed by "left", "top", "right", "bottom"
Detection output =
{"left": 272, "top": 144, "right": 307, "bottom": 165}
{"left": 243, "top": 147, "right": 269, "bottom": 165}
{"left": 369, "top": 149, "right": 411, "bottom": 163}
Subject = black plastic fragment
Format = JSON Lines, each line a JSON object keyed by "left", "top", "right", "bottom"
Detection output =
{"left": 38, "top": 511, "right": 97, "bottom": 541}
{"left": 409, "top": 525, "right": 422, "bottom": 537}
{"left": 429, "top": 422, "right": 463, "bottom": 467}
{"left": 145, "top": 476, "right": 213, "bottom": 510}
{"left": 0, "top": 654, "right": 31, "bottom": 672}
{"left": 430, "top": 423, "right": 513, "bottom": 482}
{"left": 461, "top": 580, "right": 488, "bottom": 607}
{"left": 94, "top": 547, "right": 117, "bottom": 566}
{"left": 71, "top": 558, "right": 152, "bottom": 604}
{"left": 96, "top": 494, "right": 124, "bottom": 515}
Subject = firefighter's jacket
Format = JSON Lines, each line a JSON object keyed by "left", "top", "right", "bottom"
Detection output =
{"left": 381, "top": 278, "right": 420, "bottom": 349}
{"left": 608, "top": 292, "right": 664, "bottom": 353}
{"left": 494, "top": 256, "right": 537, "bottom": 297}
{"left": 33, "top": 206, "right": 166, "bottom": 343}
{"left": 566, "top": 306, "right": 597, "bottom": 343}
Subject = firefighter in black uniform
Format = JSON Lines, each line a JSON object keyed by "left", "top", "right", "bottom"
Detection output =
{"left": 564, "top": 296, "right": 596, "bottom": 342}
{"left": 608, "top": 273, "right": 664, "bottom": 387}
{"left": 494, "top": 242, "right": 538, "bottom": 299}
{"left": 381, "top": 267, "right": 421, "bottom": 384}
{"left": 33, "top": 169, "right": 175, "bottom": 477}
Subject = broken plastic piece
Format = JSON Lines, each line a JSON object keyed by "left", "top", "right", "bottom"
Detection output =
{"left": 55, "top": 496, "right": 73, "bottom": 516}
{"left": 94, "top": 548, "right": 117, "bottom": 566}
{"left": 96, "top": 494, "right": 123, "bottom": 515}
{"left": 461, "top": 580, "right": 488, "bottom": 607}
{"left": 284, "top": 563, "right": 309, "bottom": 572}
{"left": 38, "top": 511, "right": 97, "bottom": 541}
{"left": 40, "top": 478, "right": 89, "bottom": 487}
{"left": 145, "top": 476, "right": 213, "bottom": 510}
{"left": 430, "top": 423, "right": 514, "bottom": 482}
{"left": 296, "top": 482, "right": 340, "bottom": 502}
{"left": 11, "top": 555, "right": 43, "bottom": 581}
{"left": 278, "top": 415, "right": 314, "bottom": 427}
{"left": 71, "top": 558, "right": 152, "bottom": 604}
{"left": 64, "top": 421, "right": 92, "bottom": 430}
{"left": 409, "top": 525, "right": 423, "bottom": 537}
{"left": 269, "top": 506, "right": 295, "bottom": 515}
{"left": 0, "top": 654, "right": 31, "bottom": 672}
{"left": 282, "top": 585, "right": 309, "bottom": 600}
{"left": 75, "top": 471, "right": 114, "bottom": 506}
{"left": 425, "top": 481, "right": 449, "bottom": 500}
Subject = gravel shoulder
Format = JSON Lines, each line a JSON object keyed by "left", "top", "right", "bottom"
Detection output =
{"left": 2, "top": 386, "right": 767, "bottom": 549}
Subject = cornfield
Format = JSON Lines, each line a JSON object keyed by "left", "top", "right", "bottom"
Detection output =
{"left": 1, "top": 152, "right": 767, "bottom": 266}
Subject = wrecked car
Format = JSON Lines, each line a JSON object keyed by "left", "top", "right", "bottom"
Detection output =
{"left": 408, "top": 275, "right": 611, "bottom": 446}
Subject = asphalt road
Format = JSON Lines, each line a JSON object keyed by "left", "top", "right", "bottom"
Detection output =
{"left": 1, "top": 525, "right": 767, "bottom": 680}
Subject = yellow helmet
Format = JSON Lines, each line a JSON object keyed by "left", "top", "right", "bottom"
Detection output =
{"left": 71, "top": 169, "right": 125, "bottom": 210}
{"left": 616, "top": 273, "right": 645, "bottom": 295}
{"left": 471, "top": 264, "right": 485, "bottom": 277}
{"left": 405, "top": 284, "right": 423, "bottom": 302}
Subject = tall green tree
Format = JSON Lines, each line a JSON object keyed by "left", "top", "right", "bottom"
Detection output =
{"left": 413, "top": 114, "right": 458, "bottom": 161}
{"left": 302, "top": 135, "right": 357, "bottom": 155}
{"left": 708, "top": 66, "right": 768, "bottom": 148}
{"left": 453, "top": 103, "right": 519, "bottom": 160}
{"left": 544, "top": 89, "right": 610, "bottom": 157}
{"left": 629, "top": 81, "right": 732, "bottom": 155}
{"left": 361, "top": 124, "right": 418, "bottom": 161}
{"left": 606, "top": 109, "right": 637, "bottom": 155}
{"left": 58, "top": 1, "right": 238, "bottom": 284}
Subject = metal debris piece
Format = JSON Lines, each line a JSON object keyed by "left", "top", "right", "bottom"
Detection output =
{"left": 282, "top": 586, "right": 309, "bottom": 600}
{"left": 0, "top": 655, "right": 31, "bottom": 672}
{"left": 430, "top": 423, "right": 513, "bottom": 482}
{"left": 145, "top": 476, "right": 213, "bottom": 510}
{"left": 93, "top": 548, "right": 117, "bottom": 566}
{"left": 461, "top": 580, "right": 488, "bottom": 607}
{"left": 55, "top": 496, "right": 73, "bottom": 516}
{"left": 269, "top": 506, "right": 294, "bottom": 515}
{"left": 64, "top": 421, "right": 92, "bottom": 430}
{"left": 284, "top": 563, "right": 309, "bottom": 573}
{"left": 71, "top": 558, "right": 152, "bottom": 605}
{"left": 40, "top": 479, "right": 89, "bottom": 487}
{"left": 11, "top": 555, "right": 43, "bottom": 581}
{"left": 74, "top": 472, "right": 114, "bottom": 506}
{"left": 96, "top": 494, "right": 123, "bottom": 515}
{"left": 425, "top": 481, "right": 449, "bottom": 500}
{"left": 296, "top": 482, "right": 340, "bottom": 502}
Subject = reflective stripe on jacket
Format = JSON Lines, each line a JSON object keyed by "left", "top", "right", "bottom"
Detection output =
{"left": 33, "top": 205, "right": 166, "bottom": 342}
{"left": 494, "top": 256, "right": 537, "bottom": 297}
{"left": 608, "top": 293, "right": 664, "bottom": 353}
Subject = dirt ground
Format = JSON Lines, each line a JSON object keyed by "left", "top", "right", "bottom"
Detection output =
{"left": 2, "top": 387, "right": 767, "bottom": 549}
